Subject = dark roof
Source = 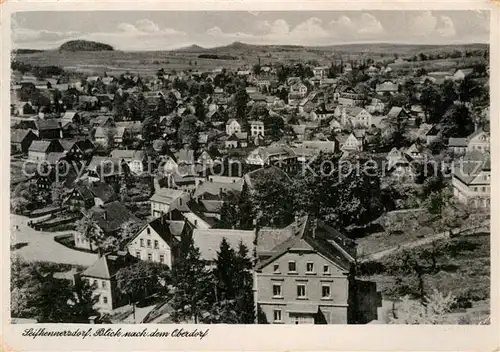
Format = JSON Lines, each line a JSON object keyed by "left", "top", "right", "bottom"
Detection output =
{"left": 256, "top": 216, "right": 356, "bottom": 272}
{"left": 89, "top": 181, "right": 117, "bottom": 203}
{"left": 36, "top": 119, "right": 61, "bottom": 131}
{"left": 11, "top": 129, "right": 35, "bottom": 144}
{"left": 81, "top": 252, "right": 139, "bottom": 280}
{"left": 244, "top": 165, "right": 291, "bottom": 190}
{"left": 146, "top": 216, "right": 180, "bottom": 247}
{"left": 89, "top": 201, "right": 139, "bottom": 233}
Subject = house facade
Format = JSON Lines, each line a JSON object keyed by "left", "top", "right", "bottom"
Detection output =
{"left": 226, "top": 119, "right": 242, "bottom": 136}
{"left": 452, "top": 152, "right": 490, "bottom": 208}
{"left": 127, "top": 216, "right": 179, "bottom": 268}
{"left": 80, "top": 252, "right": 139, "bottom": 313}
{"left": 250, "top": 120, "right": 265, "bottom": 137}
{"left": 255, "top": 216, "right": 356, "bottom": 324}
{"left": 150, "top": 188, "right": 190, "bottom": 218}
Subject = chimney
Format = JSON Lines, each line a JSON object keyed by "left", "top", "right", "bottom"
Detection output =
{"left": 311, "top": 219, "right": 317, "bottom": 238}
{"left": 88, "top": 315, "right": 98, "bottom": 324}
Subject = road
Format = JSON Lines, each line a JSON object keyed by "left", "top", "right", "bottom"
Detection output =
{"left": 360, "top": 223, "right": 489, "bottom": 262}
{"left": 10, "top": 214, "right": 98, "bottom": 267}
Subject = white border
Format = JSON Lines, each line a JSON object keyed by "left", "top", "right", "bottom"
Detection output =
{"left": 1, "top": 2, "right": 498, "bottom": 351}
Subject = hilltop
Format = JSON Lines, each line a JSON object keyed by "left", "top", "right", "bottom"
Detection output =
{"left": 174, "top": 44, "right": 206, "bottom": 52}
{"left": 59, "top": 40, "right": 114, "bottom": 52}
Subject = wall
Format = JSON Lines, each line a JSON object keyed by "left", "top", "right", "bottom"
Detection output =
{"left": 127, "top": 224, "right": 173, "bottom": 267}
{"left": 256, "top": 251, "right": 350, "bottom": 324}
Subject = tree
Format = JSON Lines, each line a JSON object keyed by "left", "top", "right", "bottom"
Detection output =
{"left": 178, "top": 115, "right": 200, "bottom": 149}
{"left": 218, "top": 202, "right": 240, "bottom": 229}
{"left": 263, "top": 115, "right": 284, "bottom": 141}
{"left": 420, "top": 85, "right": 440, "bottom": 122}
{"left": 232, "top": 86, "right": 249, "bottom": 120}
{"left": 458, "top": 76, "right": 482, "bottom": 103}
{"left": 250, "top": 176, "right": 295, "bottom": 227}
{"left": 116, "top": 261, "right": 170, "bottom": 307}
{"left": 390, "top": 289, "right": 457, "bottom": 324}
{"left": 75, "top": 216, "right": 103, "bottom": 255}
{"left": 165, "top": 92, "right": 178, "bottom": 114}
{"left": 441, "top": 104, "right": 474, "bottom": 138}
{"left": 193, "top": 95, "right": 206, "bottom": 121}
{"left": 11, "top": 259, "right": 97, "bottom": 323}
{"left": 169, "top": 228, "right": 213, "bottom": 323}
{"left": 68, "top": 278, "right": 99, "bottom": 323}
{"left": 441, "top": 80, "right": 458, "bottom": 107}
{"left": 51, "top": 182, "right": 66, "bottom": 210}
{"left": 252, "top": 63, "right": 262, "bottom": 75}
{"left": 117, "top": 220, "right": 142, "bottom": 244}
{"left": 213, "top": 238, "right": 237, "bottom": 301}
{"left": 206, "top": 240, "right": 255, "bottom": 324}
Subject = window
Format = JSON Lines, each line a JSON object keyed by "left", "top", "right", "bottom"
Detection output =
{"left": 148, "top": 253, "right": 153, "bottom": 261}
{"left": 273, "top": 264, "right": 280, "bottom": 273}
{"left": 322, "top": 285, "right": 331, "bottom": 298}
{"left": 135, "top": 251, "right": 141, "bottom": 259}
{"left": 140, "top": 239, "right": 144, "bottom": 247}
{"left": 154, "top": 240, "right": 159, "bottom": 249}
{"left": 288, "top": 261, "right": 297, "bottom": 273}
{"left": 103, "top": 296, "right": 108, "bottom": 304}
{"left": 273, "top": 309, "right": 282, "bottom": 322}
{"left": 306, "top": 262, "right": 314, "bottom": 273}
{"left": 297, "top": 284, "right": 306, "bottom": 298}
{"left": 102, "top": 281, "right": 107, "bottom": 289}
{"left": 147, "top": 240, "right": 151, "bottom": 248}
{"left": 146, "top": 227, "right": 151, "bottom": 235}
{"left": 272, "top": 284, "right": 282, "bottom": 297}
{"left": 159, "top": 255, "right": 164, "bottom": 263}
{"left": 323, "top": 265, "right": 330, "bottom": 274}
{"left": 93, "top": 279, "right": 97, "bottom": 287}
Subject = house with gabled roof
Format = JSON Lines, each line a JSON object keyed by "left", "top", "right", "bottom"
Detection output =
{"left": 126, "top": 214, "right": 180, "bottom": 267}
{"left": 65, "top": 181, "right": 118, "bottom": 210}
{"left": 254, "top": 215, "right": 357, "bottom": 324}
{"left": 466, "top": 129, "right": 490, "bottom": 153}
{"left": 246, "top": 145, "right": 298, "bottom": 172}
{"left": 150, "top": 187, "right": 190, "bottom": 218}
{"left": 110, "top": 149, "right": 146, "bottom": 175}
{"left": 452, "top": 150, "right": 490, "bottom": 208}
{"left": 74, "top": 201, "right": 140, "bottom": 251}
{"left": 28, "top": 140, "right": 64, "bottom": 161}
{"left": 11, "top": 129, "right": 37, "bottom": 154}
{"left": 80, "top": 251, "right": 139, "bottom": 313}
{"left": 225, "top": 119, "right": 242, "bottom": 136}
{"left": 452, "top": 68, "right": 474, "bottom": 81}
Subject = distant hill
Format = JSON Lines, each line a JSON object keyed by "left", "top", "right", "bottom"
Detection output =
{"left": 174, "top": 44, "right": 206, "bottom": 52}
{"left": 12, "top": 49, "right": 45, "bottom": 54}
{"left": 59, "top": 40, "right": 114, "bottom": 52}
{"left": 201, "top": 41, "right": 488, "bottom": 55}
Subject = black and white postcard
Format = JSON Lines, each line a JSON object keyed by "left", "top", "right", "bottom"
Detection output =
{"left": 1, "top": 1, "right": 498, "bottom": 351}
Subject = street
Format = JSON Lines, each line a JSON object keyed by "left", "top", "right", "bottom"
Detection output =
{"left": 10, "top": 214, "right": 98, "bottom": 267}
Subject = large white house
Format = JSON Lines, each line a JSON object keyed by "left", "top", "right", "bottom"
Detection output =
{"left": 452, "top": 151, "right": 490, "bottom": 208}
{"left": 126, "top": 215, "right": 180, "bottom": 267}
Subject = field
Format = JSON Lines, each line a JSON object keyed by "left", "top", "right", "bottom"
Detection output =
{"left": 12, "top": 42, "right": 488, "bottom": 76}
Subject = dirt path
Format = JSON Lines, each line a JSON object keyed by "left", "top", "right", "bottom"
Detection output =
{"left": 360, "top": 223, "right": 489, "bottom": 262}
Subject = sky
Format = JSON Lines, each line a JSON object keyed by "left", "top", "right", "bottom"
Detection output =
{"left": 12, "top": 10, "right": 490, "bottom": 51}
